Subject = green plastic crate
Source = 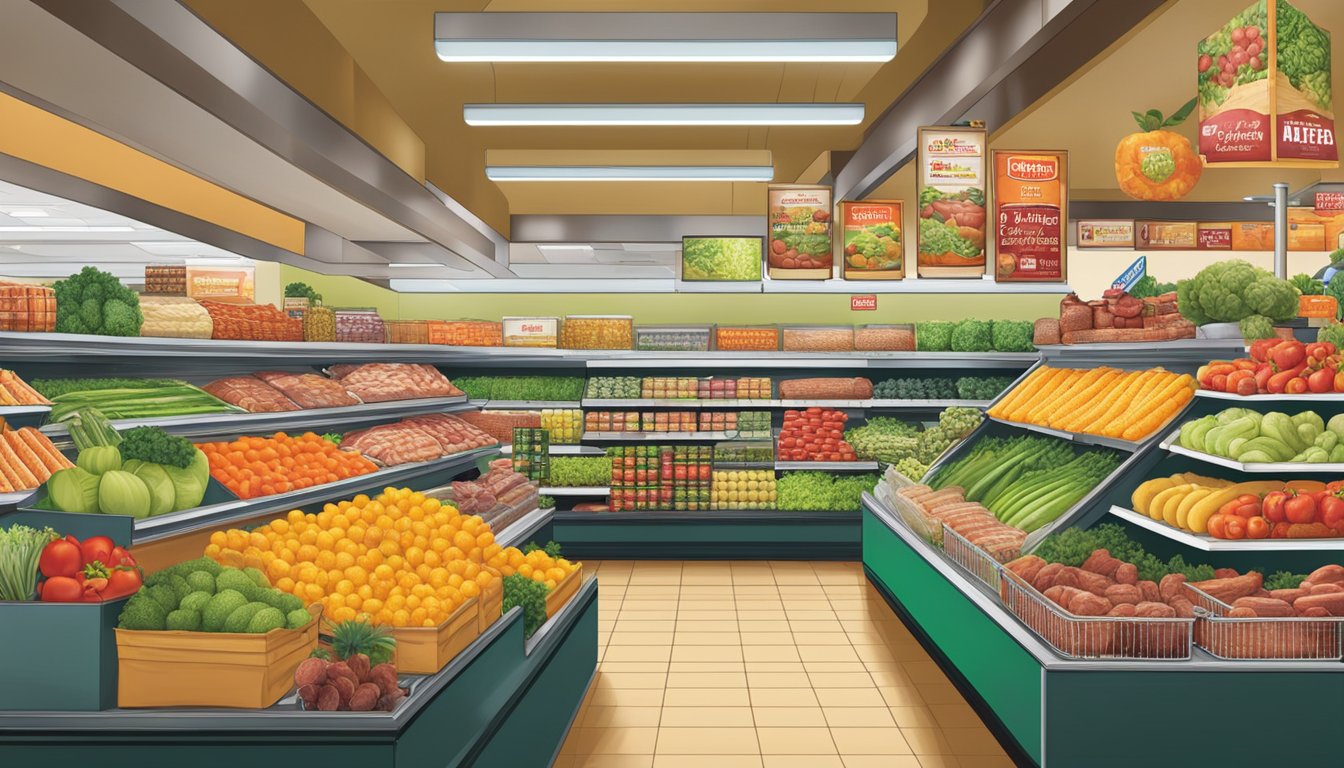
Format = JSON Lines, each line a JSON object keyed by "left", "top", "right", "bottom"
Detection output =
{"left": 0, "top": 597, "right": 126, "bottom": 710}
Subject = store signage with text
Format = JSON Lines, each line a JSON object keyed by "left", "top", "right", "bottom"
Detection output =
{"left": 992, "top": 150, "right": 1067, "bottom": 282}
{"left": 850, "top": 295, "right": 877, "bottom": 311}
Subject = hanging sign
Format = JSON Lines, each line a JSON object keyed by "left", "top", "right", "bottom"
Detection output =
{"left": 850, "top": 295, "right": 878, "bottom": 311}
{"left": 992, "top": 150, "right": 1067, "bottom": 282}
{"left": 1112, "top": 256, "right": 1147, "bottom": 291}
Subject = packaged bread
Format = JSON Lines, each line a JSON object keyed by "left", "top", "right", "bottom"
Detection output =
{"left": 139, "top": 296, "right": 213, "bottom": 339}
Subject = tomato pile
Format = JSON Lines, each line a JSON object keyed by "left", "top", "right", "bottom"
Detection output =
{"left": 1198, "top": 340, "right": 1344, "bottom": 395}
{"left": 1207, "top": 483, "right": 1344, "bottom": 540}
{"left": 36, "top": 534, "right": 142, "bottom": 602}
{"left": 1198, "top": 22, "right": 1264, "bottom": 89}
{"left": 778, "top": 407, "right": 859, "bottom": 462}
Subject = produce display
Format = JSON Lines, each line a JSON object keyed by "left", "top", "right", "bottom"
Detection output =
{"left": 117, "top": 557, "right": 312, "bottom": 634}
{"left": 706, "top": 377, "right": 771, "bottom": 399}
{"left": 711, "top": 469, "right": 777, "bottom": 510}
{"left": 546, "top": 456, "right": 611, "bottom": 488}
{"left": 326, "top": 363, "right": 462, "bottom": 402}
{"left": 454, "top": 376, "right": 585, "bottom": 402}
{"left": 845, "top": 407, "right": 983, "bottom": 475}
{"left": 680, "top": 237, "right": 763, "bottom": 282}
{"left": 201, "top": 300, "right": 302, "bottom": 342}
{"left": 634, "top": 327, "right": 710, "bottom": 352}
{"left": 1131, "top": 474, "right": 1343, "bottom": 539}
{"left": 778, "top": 407, "right": 858, "bottom": 462}
{"left": 48, "top": 416, "right": 208, "bottom": 517}
{"left": 1198, "top": 339, "right": 1341, "bottom": 395}
{"left": 989, "top": 365, "right": 1195, "bottom": 441}
{"left": 641, "top": 377, "right": 698, "bottom": 399}
{"left": 608, "top": 445, "right": 711, "bottom": 511}
{"left": 782, "top": 326, "right": 854, "bottom": 352}
{"left": 384, "top": 320, "right": 428, "bottom": 345}
{"left": 0, "top": 282, "right": 55, "bottom": 332}
{"left": 559, "top": 315, "right": 633, "bottom": 350}
{"left": 778, "top": 377, "right": 873, "bottom": 400}
{"left": 198, "top": 431, "right": 378, "bottom": 499}
{"left": 930, "top": 436, "right": 1121, "bottom": 532}
{"left": 715, "top": 326, "right": 779, "bottom": 351}
{"left": 54, "top": 267, "right": 143, "bottom": 337}
{"left": 35, "top": 534, "right": 141, "bottom": 602}
{"left": 713, "top": 441, "right": 774, "bottom": 464}
{"left": 0, "top": 523, "right": 57, "bottom": 601}
{"left": 138, "top": 296, "right": 213, "bottom": 339}
{"left": 459, "top": 410, "right": 541, "bottom": 443}
{"left": 0, "top": 425, "right": 76, "bottom": 493}
{"left": 853, "top": 324, "right": 915, "bottom": 351}
{"left": 34, "top": 377, "right": 237, "bottom": 422}
{"left": 510, "top": 428, "right": 550, "bottom": 481}
{"left": 914, "top": 319, "right": 1035, "bottom": 353}
{"left": 1177, "top": 260, "right": 1299, "bottom": 338}
{"left": 1044, "top": 289, "right": 1192, "bottom": 346}
{"left": 775, "top": 471, "right": 879, "bottom": 512}
{"left": 896, "top": 484, "right": 1027, "bottom": 561}
{"left": 338, "top": 414, "right": 497, "bottom": 466}
{"left": 871, "top": 375, "right": 1012, "bottom": 401}
{"left": 540, "top": 408, "right": 582, "bottom": 444}
{"left": 584, "top": 376, "right": 641, "bottom": 399}
{"left": 502, "top": 317, "right": 558, "bottom": 348}
{"left": 1033, "top": 523, "right": 1215, "bottom": 582}
{"left": 1177, "top": 407, "right": 1344, "bottom": 464}
{"left": 334, "top": 309, "right": 386, "bottom": 343}
{"left": 295, "top": 627, "right": 407, "bottom": 712}
{"left": 0, "top": 369, "right": 48, "bottom": 405}
{"left": 284, "top": 282, "right": 323, "bottom": 305}
{"left": 497, "top": 543, "right": 580, "bottom": 605}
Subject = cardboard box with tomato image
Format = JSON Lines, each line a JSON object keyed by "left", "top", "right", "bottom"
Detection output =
{"left": 839, "top": 200, "right": 904, "bottom": 280}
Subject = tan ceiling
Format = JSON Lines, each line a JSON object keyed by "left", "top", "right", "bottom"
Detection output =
{"left": 183, "top": 0, "right": 990, "bottom": 233}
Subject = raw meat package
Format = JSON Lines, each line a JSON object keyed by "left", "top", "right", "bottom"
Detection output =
{"left": 202, "top": 376, "right": 299, "bottom": 413}
{"left": 401, "top": 413, "right": 497, "bottom": 452}
{"left": 0, "top": 282, "right": 56, "bottom": 332}
{"left": 327, "top": 363, "right": 462, "bottom": 402}
{"left": 341, "top": 424, "right": 444, "bottom": 465}
{"left": 253, "top": 371, "right": 360, "bottom": 409}
{"left": 459, "top": 410, "right": 542, "bottom": 443}
{"left": 778, "top": 377, "right": 874, "bottom": 400}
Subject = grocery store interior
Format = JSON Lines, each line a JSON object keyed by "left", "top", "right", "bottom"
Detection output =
{"left": 1, "top": 0, "right": 1342, "bottom": 766}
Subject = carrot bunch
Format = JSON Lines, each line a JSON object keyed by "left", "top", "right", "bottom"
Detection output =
{"left": 197, "top": 431, "right": 378, "bottom": 500}
{"left": 989, "top": 366, "right": 1194, "bottom": 441}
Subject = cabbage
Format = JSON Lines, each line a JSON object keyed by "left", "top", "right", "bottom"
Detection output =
{"left": 165, "top": 463, "right": 206, "bottom": 511}
{"left": 121, "top": 458, "right": 144, "bottom": 475}
{"left": 132, "top": 462, "right": 175, "bottom": 517}
{"left": 48, "top": 466, "right": 101, "bottom": 514}
{"left": 76, "top": 445, "right": 122, "bottom": 475}
{"left": 187, "top": 448, "right": 210, "bottom": 486}
{"left": 97, "top": 470, "right": 151, "bottom": 518}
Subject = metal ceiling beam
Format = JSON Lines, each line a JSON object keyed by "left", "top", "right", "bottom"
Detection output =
{"left": 833, "top": 0, "right": 1167, "bottom": 202}
{"left": 30, "top": 0, "right": 516, "bottom": 278}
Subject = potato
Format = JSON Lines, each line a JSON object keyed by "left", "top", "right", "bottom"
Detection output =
{"left": 347, "top": 653, "right": 371, "bottom": 683}
{"left": 1114, "top": 563, "right": 1138, "bottom": 585}
{"left": 370, "top": 663, "right": 400, "bottom": 697}
{"left": 1137, "top": 580, "right": 1161, "bottom": 603}
{"left": 349, "top": 682, "right": 381, "bottom": 712}
{"left": 316, "top": 684, "right": 341, "bottom": 711}
{"left": 330, "top": 675, "right": 356, "bottom": 705}
{"left": 294, "top": 657, "right": 328, "bottom": 688}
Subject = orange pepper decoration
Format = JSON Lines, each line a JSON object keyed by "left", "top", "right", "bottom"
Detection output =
{"left": 1114, "top": 99, "right": 1202, "bottom": 201}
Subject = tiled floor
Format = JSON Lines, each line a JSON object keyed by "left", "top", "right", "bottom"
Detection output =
{"left": 555, "top": 560, "right": 1014, "bottom": 768}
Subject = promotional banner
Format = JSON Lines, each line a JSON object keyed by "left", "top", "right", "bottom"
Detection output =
{"left": 916, "top": 126, "right": 987, "bottom": 278}
{"left": 185, "top": 266, "right": 255, "bottom": 304}
{"left": 838, "top": 200, "right": 903, "bottom": 280}
{"left": 1077, "top": 220, "right": 1136, "bottom": 248}
{"left": 766, "top": 185, "right": 833, "bottom": 280}
{"left": 1111, "top": 256, "right": 1147, "bottom": 291}
{"left": 992, "top": 150, "right": 1067, "bottom": 282}
{"left": 1197, "top": 0, "right": 1336, "bottom": 166}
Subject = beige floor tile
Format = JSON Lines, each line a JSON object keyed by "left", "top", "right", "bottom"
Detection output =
{"left": 666, "top": 671, "right": 747, "bottom": 688}
{"left": 789, "top": 620, "right": 845, "bottom": 633}
{"left": 913, "top": 757, "right": 962, "bottom": 768}
{"left": 655, "top": 727, "right": 760, "bottom": 754}
{"left": 615, "top": 620, "right": 677, "bottom": 633}
{"left": 669, "top": 662, "right": 744, "bottom": 674}
{"left": 604, "top": 646, "right": 674, "bottom": 663}
{"left": 625, "top": 585, "right": 683, "bottom": 595}
{"left": 889, "top": 706, "right": 941, "bottom": 728}
{"left": 852, "top": 645, "right": 899, "bottom": 664}
{"left": 865, "top": 663, "right": 914, "bottom": 687}
{"left": 830, "top": 726, "right": 913, "bottom": 755}
{"left": 815, "top": 688, "right": 887, "bottom": 707}
{"left": 663, "top": 688, "right": 751, "bottom": 707}
{"left": 902, "top": 661, "right": 952, "bottom": 685}
{"left": 730, "top": 573, "right": 776, "bottom": 585}
{"left": 659, "top": 706, "right": 755, "bottom": 727}
{"left": 749, "top": 687, "right": 819, "bottom": 707}
{"left": 798, "top": 645, "right": 859, "bottom": 662}
{"left": 671, "top": 645, "right": 743, "bottom": 662}
{"left": 942, "top": 727, "right": 1006, "bottom": 756}
{"left": 746, "top": 671, "right": 814, "bottom": 688}
{"left": 673, "top": 632, "right": 741, "bottom": 645}
{"left": 679, "top": 600, "right": 737, "bottom": 610}
{"left": 739, "top": 632, "right": 795, "bottom": 645}
{"left": 927, "top": 704, "right": 982, "bottom": 729}
{"left": 608, "top": 632, "right": 675, "bottom": 646}
{"left": 742, "top": 645, "right": 801, "bottom": 662}
{"left": 675, "top": 620, "right": 740, "bottom": 633}
{"left": 653, "top": 756, "right": 762, "bottom": 768}
{"left": 805, "top": 662, "right": 869, "bottom": 674}
{"left": 586, "top": 687, "right": 665, "bottom": 707}
{"left": 600, "top": 662, "right": 671, "bottom": 673}
{"left": 914, "top": 682, "right": 967, "bottom": 706}
{"left": 844, "top": 757, "right": 924, "bottom": 768}
{"left": 553, "top": 756, "right": 577, "bottom": 768}
{"left": 582, "top": 706, "right": 663, "bottom": 728}
{"left": 793, "top": 632, "right": 850, "bottom": 645}
{"left": 571, "top": 755, "right": 654, "bottom": 768}
{"left": 953, "top": 756, "right": 1016, "bottom": 768}
{"left": 744, "top": 662, "right": 806, "bottom": 673}
{"left": 879, "top": 686, "right": 927, "bottom": 707}
{"left": 677, "top": 610, "right": 739, "bottom": 621}
{"left": 763, "top": 757, "right": 844, "bottom": 768}
{"left": 756, "top": 727, "right": 837, "bottom": 754}
{"left": 809, "top": 672, "right": 876, "bottom": 688}
{"left": 732, "top": 585, "right": 780, "bottom": 594}
{"left": 901, "top": 728, "right": 953, "bottom": 755}
{"left": 572, "top": 727, "right": 660, "bottom": 755}
{"left": 598, "top": 672, "right": 668, "bottom": 689}
{"left": 751, "top": 706, "right": 827, "bottom": 727}
{"left": 822, "top": 707, "right": 895, "bottom": 727}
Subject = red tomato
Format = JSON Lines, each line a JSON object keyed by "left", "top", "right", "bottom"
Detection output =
{"left": 39, "top": 539, "right": 83, "bottom": 579}
{"left": 1233, "top": 503, "right": 1261, "bottom": 518}
{"left": 80, "top": 536, "right": 115, "bottom": 567}
{"left": 107, "top": 546, "right": 136, "bottom": 569}
{"left": 40, "top": 576, "right": 84, "bottom": 602}
{"left": 103, "top": 567, "right": 144, "bottom": 600}
{"left": 1284, "top": 493, "right": 1318, "bottom": 524}
{"left": 1246, "top": 516, "right": 1270, "bottom": 539}
{"left": 1320, "top": 494, "right": 1344, "bottom": 533}
{"left": 1262, "top": 491, "right": 1289, "bottom": 523}
{"left": 1223, "top": 516, "right": 1247, "bottom": 539}
{"left": 1207, "top": 513, "right": 1228, "bottom": 539}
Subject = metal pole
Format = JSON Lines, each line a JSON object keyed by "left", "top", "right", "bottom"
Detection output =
{"left": 1273, "top": 182, "right": 1289, "bottom": 279}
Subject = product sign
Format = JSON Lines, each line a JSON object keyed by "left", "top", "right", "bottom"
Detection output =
{"left": 1111, "top": 256, "right": 1147, "bottom": 291}
{"left": 1197, "top": 0, "right": 1336, "bottom": 166}
{"left": 850, "top": 295, "right": 877, "bottom": 311}
{"left": 1197, "top": 223, "right": 1235, "bottom": 249}
{"left": 185, "top": 266, "right": 254, "bottom": 304}
{"left": 766, "top": 186, "right": 833, "bottom": 280}
{"left": 1078, "top": 220, "right": 1136, "bottom": 248}
{"left": 992, "top": 150, "right": 1066, "bottom": 282}
{"left": 1316, "top": 192, "right": 1344, "bottom": 212}
{"left": 1231, "top": 221, "right": 1275, "bottom": 250}
{"left": 916, "top": 126, "right": 987, "bottom": 278}
{"left": 1136, "top": 221, "right": 1198, "bottom": 250}
{"left": 838, "top": 200, "right": 903, "bottom": 280}
{"left": 1300, "top": 295, "right": 1338, "bottom": 318}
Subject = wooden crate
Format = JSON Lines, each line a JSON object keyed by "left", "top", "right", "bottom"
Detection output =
{"left": 388, "top": 596, "right": 480, "bottom": 674}
{"left": 545, "top": 564, "right": 584, "bottom": 619}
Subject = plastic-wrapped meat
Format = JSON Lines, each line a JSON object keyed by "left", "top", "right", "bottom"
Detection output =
{"left": 202, "top": 377, "right": 299, "bottom": 413}
{"left": 253, "top": 371, "right": 360, "bottom": 409}
{"left": 403, "top": 414, "right": 498, "bottom": 452}
{"left": 341, "top": 424, "right": 444, "bottom": 465}
{"left": 488, "top": 458, "right": 513, "bottom": 472}
{"left": 482, "top": 471, "right": 527, "bottom": 495}
{"left": 327, "top": 363, "right": 462, "bottom": 402}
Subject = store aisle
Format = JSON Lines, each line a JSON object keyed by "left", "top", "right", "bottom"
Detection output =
{"left": 555, "top": 560, "right": 1014, "bottom": 768}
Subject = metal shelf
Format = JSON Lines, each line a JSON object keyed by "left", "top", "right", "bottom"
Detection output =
{"left": 1108, "top": 505, "right": 1344, "bottom": 551}
{"left": 583, "top": 431, "right": 767, "bottom": 442}
{"left": 0, "top": 404, "right": 52, "bottom": 429}
{"left": 1160, "top": 429, "right": 1344, "bottom": 473}
{"left": 477, "top": 400, "right": 582, "bottom": 410}
{"left": 500, "top": 444, "right": 605, "bottom": 456}
{"left": 776, "top": 461, "right": 880, "bottom": 471}
{"left": 986, "top": 416, "right": 1146, "bottom": 452}
{"left": 868, "top": 399, "right": 990, "bottom": 409}
{"left": 538, "top": 486, "right": 610, "bottom": 496}
{"left": 554, "top": 508, "right": 859, "bottom": 523}
{"left": 1195, "top": 389, "right": 1344, "bottom": 402}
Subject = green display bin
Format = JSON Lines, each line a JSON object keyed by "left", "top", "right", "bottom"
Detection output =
{"left": 0, "top": 597, "right": 126, "bottom": 711}
{"left": 6, "top": 478, "right": 239, "bottom": 546}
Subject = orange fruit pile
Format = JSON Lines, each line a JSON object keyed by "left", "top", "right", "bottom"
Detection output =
{"left": 198, "top": 432, "right": 378, "bottom": 499}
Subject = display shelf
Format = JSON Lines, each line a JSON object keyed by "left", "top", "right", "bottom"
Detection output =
{"left": 1159, "top": 429, "right": 1344, "bottom": 473}
{"left": 1194, "top": 389, "right": 1344, "bottom": 402}
{"left": 583, "top": 431, "right": 759, "bottom": 442}
{"left": 581, "top": 398, "right": 875, "bottom": 408}
{"left": 538, "top": 486, "right": 610, "bottom": 496}
{"left": 0, "top": 404, "right": 52, "bottom": 428}
{"left": 39, "top": 397, "right": 474, "bottom": 443}
{"left": 775, "top": 461, "right": 880, "bottom": 471}
{"left": 495, "top": 506, "right": 554, "bottom": 550}
{"left": 1107, "top": 504, "right": 1344, "bottom": 551}
{"left": 760, "top": 277, "right": 1071, "bottom": 294}
{"left": 500, "top": 443, "right": 605, "bottom": 456}
{"left": 1036, "top": 338, "right": 1247, "bottom": 368}
{"left": 0, "top": 489, "right": 37, "bottom": 508}
{"left": 987, "top": 415, "right": 1145, "bottom": 452}
{"left": 711, "top": 461, "right": 776, "bottom": 469}
{"left": 553, "top": 508, "right": 860, "bottom": 559}
{"left": 0, "top": 578, "right": 599, "bottom": 768}
{"left": 582, "top": 398, "right": 704, "bottom": 407}
{"left": 477, "top": 400, "right": 582, "bottom": 410}
{"left": 868, "top": 398, "right": 991, "bottom": 410}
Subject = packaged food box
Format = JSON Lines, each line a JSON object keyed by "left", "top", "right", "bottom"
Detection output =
{"left": 855, "top": 324, "right": 916, "bottom": 351}
{"left": 715, "top": 326, "right": 780, "bottom": 351}
{"left": 782, "top": 325, "right": 855, "bottom": 352}
{"left": 303, "top": 306, "right": 336, "bottom": 342}
{"left": 333, "top": 308, "right": 386, "bottom": 343}
{"left": 560, "top": 315, "right": 633, "bottom": 350}
{"left": 635, "top": 326, "right": 712, "bottom": 352}
{"left": 503, "top": 316, "right": 559, "bottom": 348}
{"left": 428, "top": 320, "right": 502, "bottom": 346}
{"left": 144, "top": 263, "right": 188, "bottom": 295}
{"left": 0, "top": 282, "right": 56, "bottom": 332}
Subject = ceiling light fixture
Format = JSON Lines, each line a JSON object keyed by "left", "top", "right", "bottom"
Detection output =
{"left": 2, "top": 209, "right": 48, "bottom": 218}
{"left": 464, "top": 103, "right": 864, "bottom": 126}
{"left": 387, "top": 262, "right": 439, "bottom": 267}
{"left": 435, "top": 13, "right": 897, "bottom": 63}
{"left": 487, "top": 165, "right": 774, "bottom": 182}
{"left": 0, "top": 226, "right": 136, "bottom": 232}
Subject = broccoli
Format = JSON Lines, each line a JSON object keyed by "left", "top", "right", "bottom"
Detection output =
{"left": 202, "top": 589, "right": 249, "bottom": 631}
{"left": 873, "top": 377, "right": 958, "bottom": 400}
{"left": 1244, "top": 276, "right": 1299, "bottom": 321}
{"left": 1180, "top": 260, "right": 1298, "bottom": 325}
{"left": 503, "top": 573, "right": 550, "bottom": 638}
{"left": 915, "top": 321, "right": 954, "bottom": 351}
{"left": 52, "top": 266, "right": 143, "bottom": 337}
{"left": 286, "top": 608, "right": 313, "bottom": 629}
{"left": 1127, "top": 275, "right": 1177, "bottom": 299}
{"left": 143, "top": 583, "right": 179, "bottom": 613}
{"left": 955, "top": 376, "right": 1012, "bottom": 401}
{"left": 118, "top": 427, "right": 196, "bottom": 469}
{"left": 246, "top": 607, "right": 286, "bottom": 634}
{"left": 223, "top": 601, "right": 269, "bottom": 633}
{"left": 284, "top": 282, "right": 323, "bottom": 304}
{"left": 949, "top": 320, "right": 993, "bottom": 352}
{"left": 242, "top": 566, "right": 270, "bottom": 589}
{"left": 179, "top": 591, "right": 212, "bottom": 613}
{"left": 185, "top": 570, "right": 216, "bottom": 595}
{"left": 118, "top": 594, "right": 168, "bottom": 631}
{"left": 166, "top": 608, "right": 202, "bottom": 632}
{"left": 165, "top": 574, "right": 193, "bottom": 604}
{"left": 989, "top": 320, "right": 1035, "bottom": 352}
{"left": 215, "top": 568, "right": 259, "bottom": 599}
{"left": 1240, "top": 314, "right": 1276, "bottom": 340}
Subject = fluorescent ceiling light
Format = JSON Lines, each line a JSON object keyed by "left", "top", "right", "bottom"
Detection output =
{"left": 487, "top": 165, "right": 774, "bottom": 182}
{"left": 0, "top": 226, "right": 136, "bottom": 232}
{"left": 2, "top": 209, "right": 48, "bottom": 217}
{"left": 387, "top": 262, "right": 439, "bottom": 267}
{"left": 435, "top": 13, "right": 896, "bottom": 63}
{"left": 535, "top": 244, "right": 594, "bottom": 251}
{"left": 464, "top": 103, "right": 864, "bottom": 126}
